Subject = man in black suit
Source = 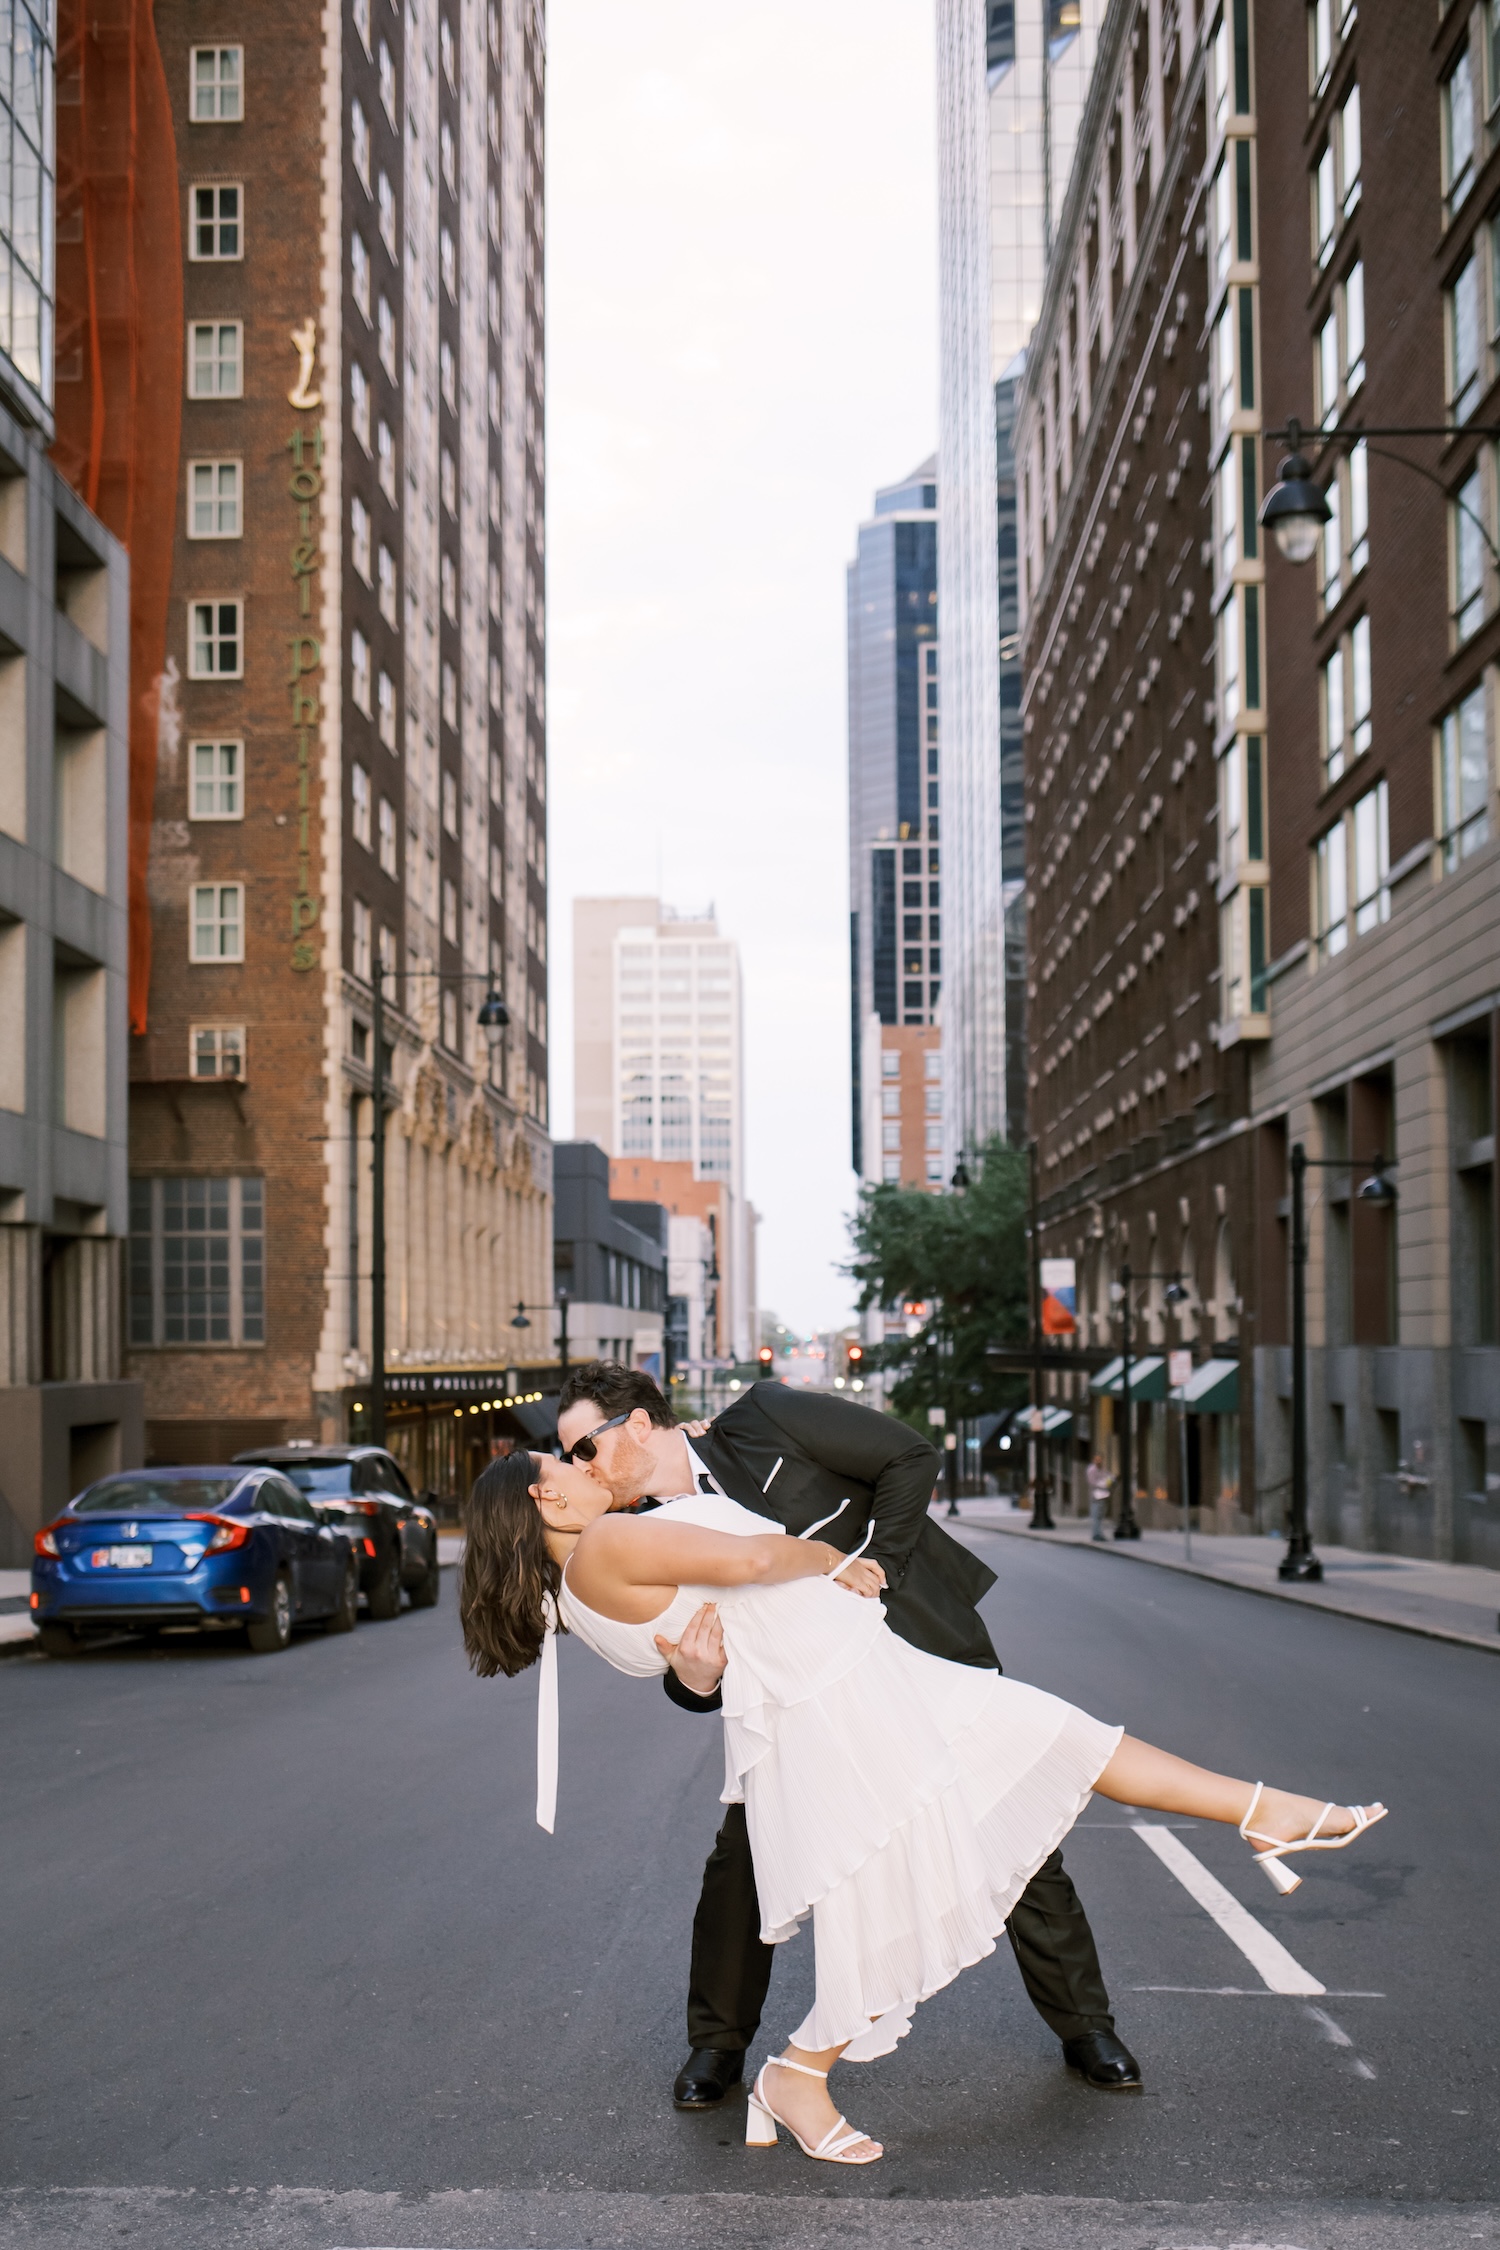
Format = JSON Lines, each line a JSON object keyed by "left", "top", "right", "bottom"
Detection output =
{"left": 556, "top": 1361, "right": 1142, "bottom": 2109}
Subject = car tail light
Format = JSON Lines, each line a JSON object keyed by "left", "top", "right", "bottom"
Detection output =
{"left": 34, "top": 1523, "right": 62, "bottom": 1557}
{"left": 361, "top": 1537, "right": 377, "bottom": 1558}
{"left": 29, "top": 1592, "right": 38, "bottom": 1609}
{"left": 184, "top": 1512, "right": 251, "bottom": 1552}
{"left": 355, "top": 1500, "right": 382, "bottom": 1516}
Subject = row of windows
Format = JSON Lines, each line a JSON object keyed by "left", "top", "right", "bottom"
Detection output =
{"left": 879, "top": 1084, "right": 943, "bottom": 1116}
{"left": 881, "top": 1157, "right": 947, "bottom": 1187}
{"left": 128, "top": 1175, "right": 263, "bottom": 1349}
{"left": 186, "top": 606, "right": 398, "bottom": 755}
{"left": 878, "top": 1049, "right": 942, "bottom": 1081}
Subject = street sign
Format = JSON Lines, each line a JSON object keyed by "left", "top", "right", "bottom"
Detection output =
{"left": 927, "top": 1406, "right": 946, "bottom": 1426}
{"left": 1168, "top": 1349, "right": 1193, "bottom": 1388}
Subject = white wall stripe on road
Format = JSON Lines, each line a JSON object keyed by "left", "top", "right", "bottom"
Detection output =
{"left": 1131, "top": 1822, "right": 1327, "bottom": 1996}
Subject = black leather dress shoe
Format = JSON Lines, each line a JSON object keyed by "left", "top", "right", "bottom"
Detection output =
{"left": 672, "top": 2046, "right": 746, "bottom": 2109}
{"left": 1062, "top": 2029, "right": 1143, "bottom": 2090}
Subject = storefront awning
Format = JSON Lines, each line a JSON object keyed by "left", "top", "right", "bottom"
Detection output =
{"left": 1172, "top": 1358, "right": 1239, "bottom": 1414}
{"left": 1090, "top": 1356, "right": 1166, "bottom": 1399}
{"left": 1037, "top": 1405, "right": 1073, "bottom": 1436}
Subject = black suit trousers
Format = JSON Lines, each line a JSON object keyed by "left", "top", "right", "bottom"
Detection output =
{"left": 686, "top": 1802, "right": 1114, "bottom": 2051}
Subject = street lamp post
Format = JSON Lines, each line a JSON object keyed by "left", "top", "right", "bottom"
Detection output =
{"left": 512, "top": 1296, "right": 569, "bottom": 1375}
{"left": 1109, "top": 1265, "right": 1190, "bottom": 1542}
{"left": 365, "top": 958, "right": 510, "bottom": 1447}
{"left": 1026, "top": 1138, "right": 1055, "bottom": 1532}
{"left": 1262, "top": 417, "right": 1500, "bottom": 567}
{"left": 1283, "top": 1143, "right": 1397, "bottom": 1584}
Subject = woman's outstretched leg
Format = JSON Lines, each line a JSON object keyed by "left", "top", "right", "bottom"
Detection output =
{"left": 1094, "top": 1734, "right": 1380, "bottom": 1846}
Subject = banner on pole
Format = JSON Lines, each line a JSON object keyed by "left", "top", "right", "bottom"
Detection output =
{"left": 1039, "top": 1257, "right": 1077, "bottom": 1336}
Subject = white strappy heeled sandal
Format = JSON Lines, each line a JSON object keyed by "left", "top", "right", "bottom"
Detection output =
{"left": 745, "top": 2057, "right": 883, "bottom": 2164}
{"left": 1238, "top": 1780, "right": 1388, "bottom": 1894}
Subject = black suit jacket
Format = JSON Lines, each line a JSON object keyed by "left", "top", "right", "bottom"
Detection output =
{"left": 661, "top": 1384, "right": 999, "bottom": 1709}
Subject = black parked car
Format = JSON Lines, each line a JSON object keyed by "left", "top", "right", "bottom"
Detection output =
{"left": 232, "top": 1445, "right": 440, "bottom": 1619}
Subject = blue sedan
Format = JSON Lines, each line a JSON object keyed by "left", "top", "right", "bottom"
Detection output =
{"left": 31, "top": 1467, "right": 361, "bottom": 1657}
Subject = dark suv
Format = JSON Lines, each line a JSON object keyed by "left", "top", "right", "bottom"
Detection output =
{"left": 232, "top": 1445, "right": 440, "bottom": 1619}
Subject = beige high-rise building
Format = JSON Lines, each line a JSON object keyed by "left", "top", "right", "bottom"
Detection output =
{"left": 573, "top": 899, "right": 751, "bottom": 1360}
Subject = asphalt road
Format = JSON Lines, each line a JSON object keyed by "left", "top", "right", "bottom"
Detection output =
{"left": 1, "top": 1526, "right": 1496, "bottom": 2250}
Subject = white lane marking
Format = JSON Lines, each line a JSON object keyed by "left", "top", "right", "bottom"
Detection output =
{"left": 1132, "top": 1822, "right": 1326, "bottom": 1996}
{"left": 1132, "top": 1985, "right": 1384, "bottom": 1997}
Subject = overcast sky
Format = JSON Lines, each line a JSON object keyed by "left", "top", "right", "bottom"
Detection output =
{"left": 546, "top": 0, "right": 939, "bottom": 1334}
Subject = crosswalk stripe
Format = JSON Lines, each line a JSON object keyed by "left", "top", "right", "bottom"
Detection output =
{"left": 1131, "top": 1822, "right": 1327, "bottom": 1996}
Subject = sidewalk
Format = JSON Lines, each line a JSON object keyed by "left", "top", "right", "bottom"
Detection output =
{"left": 940, "top": 1499, "right": 1500, "bottom": 1654}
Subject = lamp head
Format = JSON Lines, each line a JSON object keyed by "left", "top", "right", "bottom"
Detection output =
{"left": 1260, "top": 444, "right": 1331, "bottom": 564}
{"left": 477, "top": 989, "right": 510, "bottom": 1050}
{"left": 950, "top": 1151, "right": 971, "bottom": 1192}
{"left": 1357, "top": 1157, "right": 1398, "bottom": 1203}
{"left": 1164, "top": 1280, "right": 1189, "bottom": 1306}
{"left": 510, "top": 1300, "right": 531, "bottom": 1330}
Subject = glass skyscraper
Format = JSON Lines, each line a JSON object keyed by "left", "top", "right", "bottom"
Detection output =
{"left": 937, "top": 0, "right": 1101, "bottom": 1166}
{"left": 846, "top": 460, "right": 939, "bottom": 1177}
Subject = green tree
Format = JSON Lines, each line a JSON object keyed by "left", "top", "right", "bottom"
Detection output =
{"left": 845, "top": 1138, "right": 1031, "bottom": 1430}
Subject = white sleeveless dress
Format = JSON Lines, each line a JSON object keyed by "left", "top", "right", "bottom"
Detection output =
{"left": 557, "top": 1494, "right": 1121, "bottom": 2061}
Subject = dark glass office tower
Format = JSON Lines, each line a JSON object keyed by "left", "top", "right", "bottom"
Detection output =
{"left": 846, "top": 460, "right": 939, "bottom": 1175}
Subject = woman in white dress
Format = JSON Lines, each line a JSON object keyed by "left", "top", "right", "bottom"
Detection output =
{"left": 461, "top": 1452, "right": 1386, "bottom": 2169}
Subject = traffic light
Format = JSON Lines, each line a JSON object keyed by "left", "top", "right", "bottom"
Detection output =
{"left": 846, "top": 1343, "right": 863, "bottom": 1370}
{"left": 756, "top": 1345, "right": 774, "bottom": 1378}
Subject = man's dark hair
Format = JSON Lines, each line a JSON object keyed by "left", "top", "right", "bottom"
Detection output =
{"left": 557, "top": 1359, "right": 675, "bottom": 1430}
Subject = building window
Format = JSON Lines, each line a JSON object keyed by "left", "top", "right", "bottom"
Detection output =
{"left": 1321, "top": 613, "right": 1371, "bottom": 784}
{"left": 189, "top": 320, "right": 242, "bottom": 398}
{"left": 377, "top": 171, "right": 396, "bottom": 257}
{"left": 371, "top": 542, "right": 394, "bottom": 626}
{"left": 192, "top": 46, "right": 243, "bottom": 121}
{"left": 1318, "top": 439, "right": 1368, "bottom": 615}
{"left": 442, "top": 877, "right": 457, "bottom": 947}
{"left": 377, "top": 419, "right": 395, "bottom": 501}
{"left": 1307, "top": 0, "right": 1353, "bottom": 100}
{"left": 190, "top": 882, "right": 244, "bottom": 962}
{"left": 352, "top": 896, "right": 371, "bottom": 980}
{"left": 440, "top": 447, "right": 456, "bottom": 515}
{"left": 351, "top": 626, "right": 372, "bottom": 715}
{"left": 379, "top": 796, "right": 398, "bottom": 876}
{"left": 351, "top": 494, "right": 372, "bottom": 582}
{"left": 444, "top": 342, "right": 459, "bottom": 412}
{"left": 128, "top": 1175, "right": 264, "bottom": 1348}
{"left": 187, "top": 458, "right": 241, "bottom": 539}
{"left": 440, "top": 552, "right": 457, "bottom": 621}
{"left": 377, "top": 295, "right": 395, "bottom": 377}
{"left": 440, "top": 225, "right": 456, "bottom": 298}
{"left": 1453, "top": 466, "right": 1490, "bottom": 643}
{"left": 191, "top": 1025, "right": 244, "bottom": 1078}
{"left": 1316, "top": 262, "right": 1364, "bottom": 423}
{"left": 352, "top": 762, "right": 371, "bottom": 849}
{"left": 1220, "top": 882, "right": 1268, "bottom": 1019}
{"left": 377, "top": 669, "right": 396, "bottom": 748}
{"left": 189, "top": 600, "right": 242, "bottom": 678}
{"left": 1444, "top": 44, "right": 1477, "bottom": 223}
{"left": 441, "top": 660, "right": 457, "bottom": 730}
{"left": 1440, "top": 682, "right": 1492, "bottom": 867}
{"left": 881, "top": 1121, "right": 900, "bottom": 1153}
{"left": 378, "top": 36, "right": 396, "bottom": 120}
{"left": 351, "top": 96, "right": 370, "bottom": 191}
{"left": 350, "top": 360, "right": 370, "bottom": 450}
{"left": 190, "top": 183, "right": 242, "bottom": 260}
{"left": 1449, "top": 256, "right": 1481, "bottom": 422}
{"left": 1313, "top": 822, "right": 1348, "bottom": 960}
{"left": 881, "top": 1085, "right": 900, "bottom": 1117}
{"left": 353, "top": 0, "right": 371, "bottom": 54}
{"left": 190, "top": 739, "right": 242, "bottom": 820}
{"left": 441, "top": 987, "right": 458, "bottom": 1049}
{"left": 1311, "top": 81, "right": 1360, "bottom": 269}
{"left": 351, "top": 231, "right": 371, "bottom": 320}
{"left": 1351, "top": 779, "right": 1390, "bottom": 935}
{"left": 881, "top": 1156, "right": 900, "bottom": 1184}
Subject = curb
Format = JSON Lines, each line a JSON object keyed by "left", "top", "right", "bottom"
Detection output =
{"left": 969, "top": 1517, "right": 1500, "bottom": 1657}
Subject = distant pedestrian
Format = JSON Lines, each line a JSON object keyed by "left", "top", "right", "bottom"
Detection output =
{"left": 1087, "top": 1455, "right": 1112, "bottom": 1542}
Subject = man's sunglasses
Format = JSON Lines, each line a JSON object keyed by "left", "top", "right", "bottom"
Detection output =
{"left": 562, "top": 1410, "right": 633, "bottom": 1464}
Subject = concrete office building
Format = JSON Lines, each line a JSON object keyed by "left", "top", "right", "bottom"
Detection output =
{"left": 0, "top": 1, "right": 143, "bottom": 1560}
{"left": 937, "top": 0, "right": 1104, "bottom": 1168}
{"left": 573, "top": 899, "right": 752, "bottom": 1359}
{"left": 847, "top": 459, "right": 942, "bottom": 1185}
{"left": 551, "top": 1141, "right": 666, "bottom": 1375}
{"left": 51, "top": 0, "right": 552, "bottom": 1490}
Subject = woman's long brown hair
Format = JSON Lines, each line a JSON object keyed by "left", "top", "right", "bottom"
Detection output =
{"left": 460, "top": 1450, "right": 567, "bottom": 1677}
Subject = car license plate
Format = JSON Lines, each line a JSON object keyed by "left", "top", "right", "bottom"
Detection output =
{"left": 92, "top": 1546, "right": 153, "bottom": 1569}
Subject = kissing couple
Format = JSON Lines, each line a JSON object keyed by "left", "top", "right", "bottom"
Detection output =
{"left": 461, "top": 1362, "right": 1386, "bottom": 2168}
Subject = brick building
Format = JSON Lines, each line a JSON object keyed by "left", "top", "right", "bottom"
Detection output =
{"left": 1016, "top": 0, "right": 1256, "bottom": 1529}
{"left": 1246, "top": 0, "right": 1500, "bottom": 1569}
{"left": 53, "top": 0, "right": 552, "bottom": 1482}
